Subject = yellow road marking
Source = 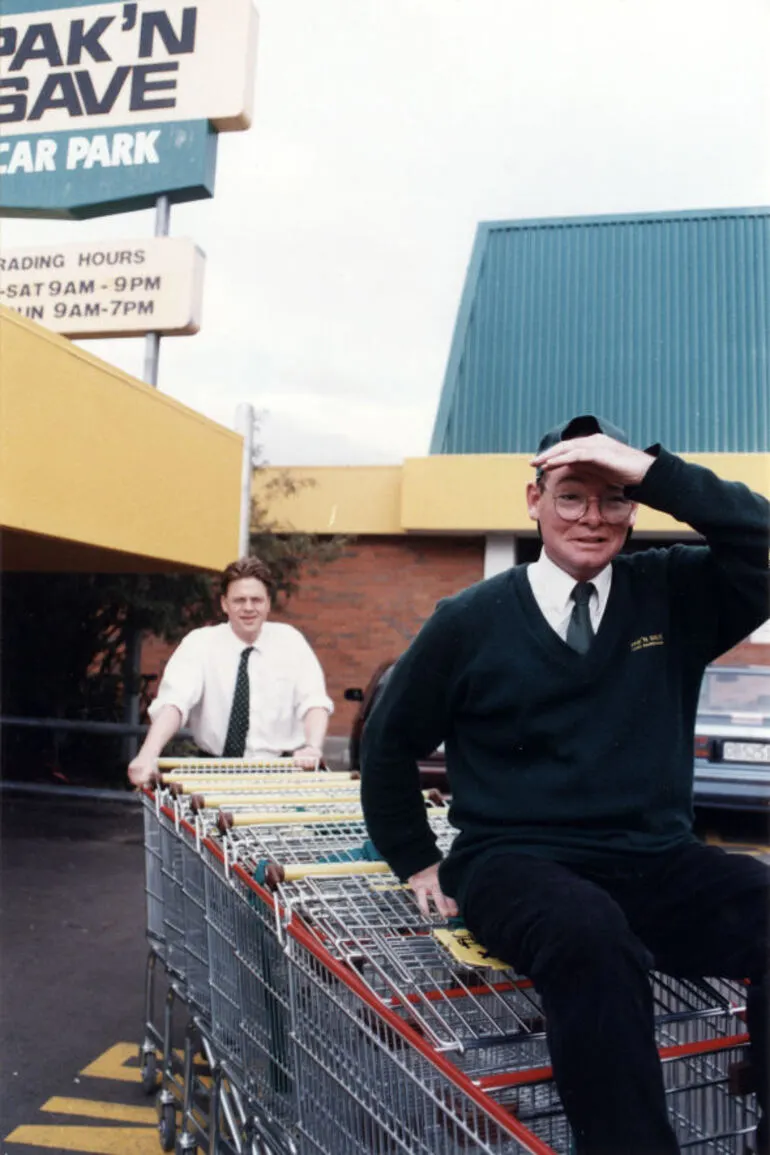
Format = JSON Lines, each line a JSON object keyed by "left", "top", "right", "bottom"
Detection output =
{"left": 2, "top": 1042, "right": 215, "bottom": 1151}
{"left": 40, "top": 1097, "right": 156, "bottom": 1124}
{"left": 4, "top": 1125, "right": 159, "bottom": 1153}
{"left": 80, "top": 1042, "right": 141, "bottom": 1083}
{"left": 79, "top": 1040, "right": 210, "bottom": 1085}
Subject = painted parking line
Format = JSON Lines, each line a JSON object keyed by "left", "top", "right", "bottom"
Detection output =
{"left": 4, "top": 1124, "right": 160, "bottom": 1154}
{"left": 79, "top": 1042, "right": 144, "bottom": 1084}
{"left": 3, "top": 1043, "right": 158, "bottom": 1155}
{"left": 79, "top": 1041, "right": 209, "bottom": 1084}
{"left": 3, "top": 1040, "right": 214, "bottom": 1154}
{"left": 40, "top": 1098, "right": 156, "bottom": 1124}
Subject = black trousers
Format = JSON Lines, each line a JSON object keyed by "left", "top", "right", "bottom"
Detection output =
{"left": 461, "top": 841, "right": 769, "bottom": 1155}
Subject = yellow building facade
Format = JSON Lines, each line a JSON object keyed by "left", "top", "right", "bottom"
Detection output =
{"left": 1, "top": 308, "right": 242, "bottom": 572}
{"left": 258, "top": 454, "right": 770, "bottom": 539}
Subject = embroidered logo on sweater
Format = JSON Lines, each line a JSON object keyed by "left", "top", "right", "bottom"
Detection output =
{"left": 630, "top": 633, "right": 665, "bottom": 652}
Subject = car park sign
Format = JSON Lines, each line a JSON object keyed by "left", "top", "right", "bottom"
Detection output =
{"left": 0, "top": 0, "right": 258, "bottom": 217}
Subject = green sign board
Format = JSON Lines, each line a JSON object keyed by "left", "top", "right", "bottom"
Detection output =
{"left": 0, "top": 117, "right": 218, "bottom": 218}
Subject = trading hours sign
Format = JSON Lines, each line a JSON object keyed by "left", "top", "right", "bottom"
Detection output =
{"left": 0, "top": 236, "right": 205, "bottom": 336}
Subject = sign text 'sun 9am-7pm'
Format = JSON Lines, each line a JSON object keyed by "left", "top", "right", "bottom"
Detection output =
{"left": 0, "top": 1, "right": 258, "bottom": 217}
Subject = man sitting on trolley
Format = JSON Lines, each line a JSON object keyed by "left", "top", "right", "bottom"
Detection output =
{"left": 361, "top": 415, "right": 770, "bottom": 1155}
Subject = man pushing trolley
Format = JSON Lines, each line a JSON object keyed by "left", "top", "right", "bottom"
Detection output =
{"left": 128, "top": 556, "right": 333, "bottom": 785}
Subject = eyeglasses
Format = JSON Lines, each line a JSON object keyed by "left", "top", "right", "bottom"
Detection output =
{"left": 547, "top": 491, "right": 633, "bottom": 524}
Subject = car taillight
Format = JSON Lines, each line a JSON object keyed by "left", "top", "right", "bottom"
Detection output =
{"left": 694, "top": 735, "right": 712, "bottom": 759}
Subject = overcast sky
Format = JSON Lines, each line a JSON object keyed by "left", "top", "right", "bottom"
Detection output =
{"left": 3, "top": 0, "right": 768, "bottom": 466}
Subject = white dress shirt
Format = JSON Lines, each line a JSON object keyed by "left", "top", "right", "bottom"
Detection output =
{"left": 148, "top": 621, "right": 333, "bottom": 756}
{"left": 527, "top": 549, "right": 612, "bottom": 641}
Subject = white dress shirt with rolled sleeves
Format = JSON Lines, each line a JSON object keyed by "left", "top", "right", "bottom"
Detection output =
{"left": 527, "top": 549, "right": 612, "bottom": 640}
{"left": 148, "top": 621, "right": 333, "bottom": 757}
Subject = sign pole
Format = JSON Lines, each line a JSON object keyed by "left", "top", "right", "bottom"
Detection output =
{"left": 142, "top": 194, "right": 171, "bottom": 387}
{"left": 236, "top": 402, "right": 255, "bottom": 557}
{"left": 124, "top": 193, "right": 172, "bottom": 761}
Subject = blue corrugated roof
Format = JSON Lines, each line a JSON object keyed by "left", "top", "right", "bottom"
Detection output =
{"left": 430, "top": 207, "right": 770, "bottom": 454}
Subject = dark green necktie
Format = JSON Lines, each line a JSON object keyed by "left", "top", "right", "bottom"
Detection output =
{"left": 222, "top": 646, "right": 254, "bottom": 757}
{"left": 566, "top": 582, "right": 595, "bottom": 654}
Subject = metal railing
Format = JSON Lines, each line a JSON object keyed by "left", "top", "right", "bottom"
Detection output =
{"left": 0, "top": 715, "right": 192, "bottom": 738}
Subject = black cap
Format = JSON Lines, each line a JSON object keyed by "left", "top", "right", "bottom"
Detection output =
{"left": 536, "top": 413, "right": 629, "bottom": 457}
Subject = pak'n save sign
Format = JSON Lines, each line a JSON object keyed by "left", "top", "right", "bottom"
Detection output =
{"left": 0, "top": 1, "right": 257, "bottom": 217}
{"left": 0, "top": 1, "right": 258, "bottom": 133}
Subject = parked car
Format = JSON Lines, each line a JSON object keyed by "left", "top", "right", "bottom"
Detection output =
{"left": 346, "top": 663, "right": 770, "bottom": 812}
{"left": 344, "top": 660, "right": 447, "bottom": 792}
{"left": 693, "top": 665, "right": 770, "bottom": 812}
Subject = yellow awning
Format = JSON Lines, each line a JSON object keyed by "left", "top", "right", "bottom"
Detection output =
{"left": 1, "top": 308, "right": 241, "bottom": 572}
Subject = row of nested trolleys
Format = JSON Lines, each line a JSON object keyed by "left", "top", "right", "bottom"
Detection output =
{"left": 141, "top": 761, "right": 760, "bottom": 1155}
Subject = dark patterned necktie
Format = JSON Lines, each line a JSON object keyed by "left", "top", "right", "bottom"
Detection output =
{"left": 222, "top": 646, "right": 254, "bottom": 757}
{"left": 566, "top": 582, "right": 595, "bottom": 654}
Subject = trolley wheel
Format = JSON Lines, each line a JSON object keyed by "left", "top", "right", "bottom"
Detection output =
{"left": 158, "top": 1102, "right": 176, "bottom": 1152}
{"left": 140, "top": 1050, "right": 159, "bottom": 1095}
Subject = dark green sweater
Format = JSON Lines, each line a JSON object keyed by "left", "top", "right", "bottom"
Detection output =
{"left": 360, "top": 450, "right": 770, "bottom": 900}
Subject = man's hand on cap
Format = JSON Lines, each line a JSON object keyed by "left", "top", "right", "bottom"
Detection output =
{"left": 531, "top": 433, "right": 654, "bottom": 487}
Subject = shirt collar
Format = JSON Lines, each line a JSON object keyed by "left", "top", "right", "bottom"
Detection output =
{"left": 224, "top": 621, "right": 264, "bottom": 653}
{"left": 529, "top": 548, "right": 612, "bottom": 614}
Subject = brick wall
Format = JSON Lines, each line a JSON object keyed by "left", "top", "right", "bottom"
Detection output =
{"left": 714, "top": 640, "right": 770, "bottom": 668}
{"left": 270, "top": 535, "right": 485, "bottom": 736}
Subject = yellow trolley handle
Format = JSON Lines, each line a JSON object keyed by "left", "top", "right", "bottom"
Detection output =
{"left": 159, "top": 771, "right": 352, "bottom": 791}
{"left": 189, "top": 790, "right": 362, "bottom": 812}
{"left": 217, "top": 809, "right": 364, "bottom": 832}
{"left": 263, "top": 859, "right": 392, "bottom": 888}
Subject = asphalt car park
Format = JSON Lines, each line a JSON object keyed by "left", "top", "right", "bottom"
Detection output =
{"left": 0, "top": 791, "right": 159, "bottom": 1153}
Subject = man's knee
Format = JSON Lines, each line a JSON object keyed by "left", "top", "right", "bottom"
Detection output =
{"left": 524, "top": 904, "right": 653, "bottom": 982}
{"left": 466, "top": 894, "right": 652, "bottom": 982}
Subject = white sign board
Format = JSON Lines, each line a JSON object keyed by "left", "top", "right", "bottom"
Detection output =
{"left": 0, "top": 0, "right": 258, "bottom": 136}
{"left": 0, "top": 236, "right": 205, "bottom": 337}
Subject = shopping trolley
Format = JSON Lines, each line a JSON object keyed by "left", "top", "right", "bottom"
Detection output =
{"left": 140, "top": 757, "right": 350, "bottom": 1150}
{"left": 208, "top": 836, "right": 757, "bottom": 1153}
{"left": 140, "top": 767, "right": 761, "bottom": 1154}
{"left": 139, "top": 759, "right": 435, "bottom": 1151}
{"left": 269, "top": 870, "right": 758, "bottom": 1155}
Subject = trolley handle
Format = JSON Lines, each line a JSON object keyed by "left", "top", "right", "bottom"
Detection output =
{"left": 263, "top": 859, "right": 392, "bottom": 889}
